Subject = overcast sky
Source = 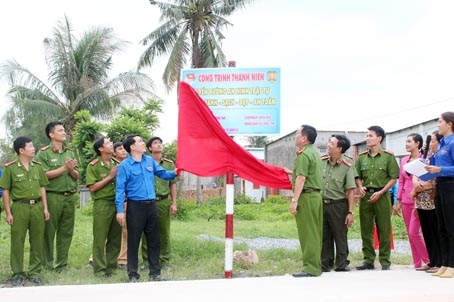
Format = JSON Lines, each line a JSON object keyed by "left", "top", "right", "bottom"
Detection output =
{"left": 1, "top": 0, "right": 453, "bottom": 143}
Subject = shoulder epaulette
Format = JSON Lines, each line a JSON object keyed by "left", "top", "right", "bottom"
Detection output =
{"left": 162, "top": 157, "right": 174, "bottom": 163}
{"left": 89, "top": 159, "right": 99, "bottom": 165}
{"left": 40, "top": 145, "right": 50, "bottom": 151}
{"left": 64, "top": 146, "right": 73, "bottom": 151}
{"left": 112, "top": 157, "right": 120, "bottom": 164}
{"left": 32, "top": 160, "right": 42, "bottom": 165}
{"left": 296, "top": 147, "right": 305, "bottom": 155}
{"left": 358, "top": 150, "right": 369, "bottom": 156}
{"left": 321, "top": 154, "right": 329, "bottom": 160}
{"left": 343, "top": 154, "right": 353, "bottom": 159}
{"left": 4, "top": 160, "right": 16, "bottom": 167}
{"left": 384, "top": 149, "right": 394, "bottom": 155}
{"left": 341, "top": 159, "right": 352, "bottom": 167}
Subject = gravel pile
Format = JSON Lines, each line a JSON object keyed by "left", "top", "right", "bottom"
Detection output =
{"left": 197, "top": 234, "right": 411, "bottom": 255}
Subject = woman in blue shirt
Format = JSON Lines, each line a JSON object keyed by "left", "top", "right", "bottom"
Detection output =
{"left": 425, "top": 111, "right": 454, "bottom": 278}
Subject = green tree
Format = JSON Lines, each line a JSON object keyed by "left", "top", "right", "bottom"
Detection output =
{"left": 0, "top": 15, "right": 155, "bottom": 145}
{"left": 105, "top": 98, "right": 163, "bottom": 144}
{"left": 138, "top": 0, "right": 253, "bottom": 91}
{"left": 139, "top": 0, "right": 253, "bottom": 204}
{"left": 71, "top": 110, "right": 104, "bottom": 183}
{"left": 246, "top": 136, "right": 269, "bottom": 148}
{"left": 0, "top": 139, "right": 15, "bottom": 164}
{"left": 162, "top": 139, "right": 177, "bottom": 161}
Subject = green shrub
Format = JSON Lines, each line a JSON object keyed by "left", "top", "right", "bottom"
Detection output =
{"left": 263, "top": 195, "right": 288, "bottom": 205}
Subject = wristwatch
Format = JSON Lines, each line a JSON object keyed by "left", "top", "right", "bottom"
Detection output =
{"left": 347, "top": 211, "right": 354, "bottom": 215}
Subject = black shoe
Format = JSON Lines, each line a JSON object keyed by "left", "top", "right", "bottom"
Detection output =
{"left": 13, "top": 277, "right": 24, "bottom": 287}
{"left": 149, "top": 274, "right": 166, "bottom": 281}
{"left": 322, "top": 267, "right": 331, "bottom": 272}
{"left": 356, "top": 263, "right": 374, "bottom": 270}
{"left": 382, "top": 265, "right": 391, "bottom": 270}
{"left": 118, "top": 264, "right": 126, "bottom": 270}
{"left": 335, "top": 266, "right": 351, "bottom": 272}
{"left": 292, "top": 271, "right": 315, "bottom": 277}
{"left": 129, "top": 276, "right": 140, "bottom": 283}
{"left": 86, "top": 260, "right": 93, "bottom": 268}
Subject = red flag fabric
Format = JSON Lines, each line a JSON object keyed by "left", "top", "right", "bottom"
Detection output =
{"left": 177, "top": 81, "right": 292, "bottom": 190}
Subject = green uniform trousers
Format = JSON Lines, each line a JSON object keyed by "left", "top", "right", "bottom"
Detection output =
{"left": 43, "top": 192, "right": 77, "bottom": 270}
{"left": 92, "top": 199, "right": 122, "bottom": 276}
{"left": 294, "top": 192, "right": 323, "bottom": 276}
{"left": 141, "top": 198, "right": 172, "bottom": 266}
{"left": 10, "top": 202, "right": 45, "bottom": 279}
{"left": 359, "top": 192, "right": 392, "bottom": 266}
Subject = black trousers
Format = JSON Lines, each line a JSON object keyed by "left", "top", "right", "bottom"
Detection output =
{"left": 435, "top": 178, "right": 454, "bottom": 267}
{"left": 321, "top": 201, "right": 349, "bottom": 270}
{"left": 126, "top": 201, "right": 160, "bottom": 278}
{"left": 417, "top": 208, "right": 442, "bottom": 267}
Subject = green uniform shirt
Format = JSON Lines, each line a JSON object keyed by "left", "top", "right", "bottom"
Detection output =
{"left": 0, "top": 159, "right": 49, "bottom": 200}
{"left": 355, "top": 149, "right": 399, "bottom": 188}
{"left": 321, "top": 154, "right": 357, "bottom": 200}
{"left": 35, "top": 144, "right": 78, "bottom": 193}
{"left": 86, "top": 156, "right": 118, "bottom": 201}
{"left": 154, "top": 158, "right": 178, "bottom": 196}
{"left": 292, "top": 144, "right": 323, "bottom": 190}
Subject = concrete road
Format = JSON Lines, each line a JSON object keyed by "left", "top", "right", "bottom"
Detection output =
{"left": 0, "top": 266, "right": 453, "bottom": 302}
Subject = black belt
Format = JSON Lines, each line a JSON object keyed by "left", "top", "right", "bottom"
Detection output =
{"left": 49, "top": 191, "right": 75, "bottom": 196}
{"left": 365, "top": 187, "right": 384, "bottom": 193}
{"left": 155, "top": 195, "right": 169, "bottom": 201}
{"left": 14, "top": 198, "right": 42, "bottom": 205}
{"left": 302, "top": 188, "right": 320, "bottom": 193}
{"left": 323, "top": 198, "right": 347, "bottom": 204}
{"left": 127, "top": 199, "right": 155, "bottom": 204}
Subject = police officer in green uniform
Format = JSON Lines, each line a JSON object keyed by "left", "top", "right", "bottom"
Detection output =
{"left": 286, "top": 125, "right": 323, "bottom": 277}
{"left": 86, "top": 137, "right": 122, "bottom": 277}
{"left": 35, "top": 121, "right": 79, "bottom": 271}
{"left": 355, "top": 126, "right": 399, "bottom": 271}
{"left": 0, "top": 136, "right": 50, "bottom": 286}
{"left": 321, "top": 134, "right": 357, "bottom": 272}
{"left": 141, "top": 137, "right": 178, "bottom": 269}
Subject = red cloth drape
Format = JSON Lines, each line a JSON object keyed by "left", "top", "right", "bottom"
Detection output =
{"left": 176, "top": 81, "right": 292, "bottom": 189}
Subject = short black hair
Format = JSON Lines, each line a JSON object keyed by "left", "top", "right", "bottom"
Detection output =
{"left": 300, "top": 125, "right": 317, "bottom": 144}
{"left": 45, "top": 121, "right": 64, "bottom": 139}
{"left": 368, "top": 125, "right": 385, "bottom": 142}
{"left": 146, "top": 136, "right": 162, "bottom": 149}
{"left": 93, "top": 136, "right": 106, "bottom": 156}
{"left": 122, "top": 134, "right": 139, "bottom": 153}
{"left": 113, "top": 142, "right": 123, "bottom": 152}
{"left": 331, "top": 134, "right": 351, "bottom": 154}
{"left": 13, "top": 136, "right": 32, "bottom": 155}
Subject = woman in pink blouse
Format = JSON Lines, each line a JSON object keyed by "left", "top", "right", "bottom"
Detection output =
{"left": 394, "top": 133, "right": 429, "bottom": 270}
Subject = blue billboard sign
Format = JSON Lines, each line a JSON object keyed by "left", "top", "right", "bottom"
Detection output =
{"left": 181, "top": 67, "right": 281, "bottom": 135}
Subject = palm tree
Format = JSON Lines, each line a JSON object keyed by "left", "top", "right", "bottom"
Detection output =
{"left": 138, "top": 0, "right": 253, "bottom": 92}
{"left": 0, "top": 15, "right": 156, "bottom": 144}
{"left": 139, "top": 0, "right": 253, "bottom": 204}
